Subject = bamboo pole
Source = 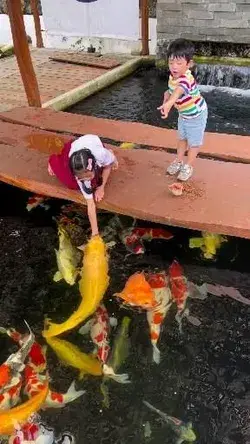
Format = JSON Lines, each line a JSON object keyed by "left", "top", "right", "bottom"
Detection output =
{"left": 30, "top": 0, "right": 44, "bottom": 48}
{"left": 141, "top": 0, "right": 149, "bottom": 56}
{"left": 6, "top": 0, "right": 41, "bottom": 107}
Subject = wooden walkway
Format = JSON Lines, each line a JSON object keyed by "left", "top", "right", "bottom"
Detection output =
{"left": 0, "top": 107, "right": 250, "bottom": 239}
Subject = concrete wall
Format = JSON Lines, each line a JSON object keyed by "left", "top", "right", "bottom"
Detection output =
{"left": 157, "top": 0, "right": 250, "bottom": 45}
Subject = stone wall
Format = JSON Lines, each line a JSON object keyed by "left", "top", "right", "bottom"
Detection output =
{"left": 157, "top": 0, "right": 250, "bottom": 46}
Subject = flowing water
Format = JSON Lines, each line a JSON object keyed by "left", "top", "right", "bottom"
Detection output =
{"left": 0, "top": 68, "right": 250, "bottom": 444}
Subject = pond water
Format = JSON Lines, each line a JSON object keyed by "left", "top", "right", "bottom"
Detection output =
{"left": 1, "top": 69, "right": 250, "bottom": 444}
{"left": 69, "top": 67, "right": 250, "bottom": 136}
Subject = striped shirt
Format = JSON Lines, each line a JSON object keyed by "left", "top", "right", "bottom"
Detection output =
{"left": 168, "top": 70, "right": 206, "bottom": 119}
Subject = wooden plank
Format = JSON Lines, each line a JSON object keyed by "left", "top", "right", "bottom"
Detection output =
{"left": 50, "top": 53, "right": 121, "bottom": 69}
{"left": 0, "top": 140, "right": 250, "bottom": 239}
{"left": 1, "top": 107, "right": 250, "bottom": 163}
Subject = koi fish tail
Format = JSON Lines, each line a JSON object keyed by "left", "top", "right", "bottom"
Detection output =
{"left": 103, "top": 365, "right": 130, "bottom": 384}
{"left": 152, "top": 343, "right": 160, "bottom": 365}
{"left": 64, "top": 381, "right": 85, "bottom": 403}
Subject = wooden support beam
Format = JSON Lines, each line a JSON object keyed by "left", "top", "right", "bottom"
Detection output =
{"left": 141, "top": 0, "right": 149, "bottom": 56}
{"left": 6, "top": 0, "right": 41, "bottom": 107}
{"left": 30, "top": 0, "right": 44, "bottom": 48}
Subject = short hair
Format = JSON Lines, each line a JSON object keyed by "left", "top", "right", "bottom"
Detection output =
{"left": 167, "top": 38, "right": 195, "bottom": 62}
{"left": 69, "top": 149, "right": 96, "bottom": 174}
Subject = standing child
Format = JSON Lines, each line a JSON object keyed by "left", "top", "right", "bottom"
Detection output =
{"left": 158, "top": 38, "right": 208, "bottom": 181}
{"left": 48, "top": 134, "right": 118, "bottom": 237}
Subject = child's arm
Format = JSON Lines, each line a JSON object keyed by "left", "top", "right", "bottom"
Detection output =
{"left": 161, "top": 86, "right": 184, "bottom": 119}
{"left": 157, "top": 90, "right": 170, "bottom": 113}
{"left": 87, "top": 198, "right": 99, "bottom": 236}
{"left": 95, "top": 165, "right": 112, "bottom": 202}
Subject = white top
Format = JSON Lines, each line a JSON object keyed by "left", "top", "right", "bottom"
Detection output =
{"left": 68, "top": 134, "right": 115, "bottom": 200}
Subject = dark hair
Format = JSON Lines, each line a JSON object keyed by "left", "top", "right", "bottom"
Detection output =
{"left": 69, "top": 148, "right": 96, "bottom": 174}
{"left": 167, "top": 38, "right": 195, "bottom": 62}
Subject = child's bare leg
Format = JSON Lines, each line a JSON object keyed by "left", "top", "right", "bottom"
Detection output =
{"left": 167, "top": 140, "right": 187, "bottom": 175}
{"left": 177, "top": 139, "right": 188, "bottom": 162}
{"left": 187, "top": 146, "right": 200, "bottom": 166}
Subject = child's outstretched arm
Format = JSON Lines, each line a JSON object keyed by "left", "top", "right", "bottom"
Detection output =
{"left": 161, "top": 86, "right": 184, "bottom": 119}
{"left": 87, "top": 198, "right": 99, "bottom": 236}
{"left": 157, "top": 90, "right": 170, "bottom": 114}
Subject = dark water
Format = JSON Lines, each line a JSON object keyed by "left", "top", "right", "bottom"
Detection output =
{"left": 69, "top": 68, "right": 250, "bottom": 136}
{"left": 0, "top": 184, "right": 250, "bottom": 444}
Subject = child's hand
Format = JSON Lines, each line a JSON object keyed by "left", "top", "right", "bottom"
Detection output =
{"left": 157, "top": 104, "right": 165, "bottom": 115}
{"left": 161, "top": 103, "right": 170, "bottom": 119}
{"left": 95, "top": 186, "right": 105, "bottom": 202}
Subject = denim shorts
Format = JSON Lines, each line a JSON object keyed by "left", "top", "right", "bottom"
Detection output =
{"left": 178, "top": 106, "right": 208, "bottom": 147}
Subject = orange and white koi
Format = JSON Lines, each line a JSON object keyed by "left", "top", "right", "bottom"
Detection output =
{"left": 146, "top": 272, "right": 172, "bottom": 364}
{"left": 0, "top": 382, "right": 49, "bottom": 435}
{"left": 114, "top": 272, "right": 157, "bottom": 310}
{"left": 169, "top": 261, "right": 189, "bottom": 332}
{"left": 0, "top": 322, "right": 34, "bottom": 392}
{"left": 23, "top": 365, "right": 85, "bottom": 409}
{"left": 0, "top": 376, "right": 22, "bottom": 411}
{"left": 10, "top": 421, "right": 40, "bottom": 444}
{"left": 79, "top": 303, "right": 117, "bottom": 364}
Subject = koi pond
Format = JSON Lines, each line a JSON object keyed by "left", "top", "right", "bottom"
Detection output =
{"left": 0, "top": 67, "right": 250, "bottom": 444}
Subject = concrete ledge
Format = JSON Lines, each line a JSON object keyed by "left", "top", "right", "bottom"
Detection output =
{"left": 42, "top": 57, "right": 143, "bottom": 111}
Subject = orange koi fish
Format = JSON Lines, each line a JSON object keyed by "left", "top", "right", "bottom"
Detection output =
{"left": 114, "top": 272, "right": 157, "bottom": 310}
{"left": 26, "top": 194, "right": 50, "bottom": 212}
{"left": 0, "top": 382, "right": 49, "bottom": 435}
{"left": 146, "top": 272, "right": 172, "bottom": 364}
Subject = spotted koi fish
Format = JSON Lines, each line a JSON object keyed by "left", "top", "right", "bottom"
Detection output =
{"left": 0, "top": 376, "right": 22, "bottom": 411}
{"left": 0, "top": 322, "right": 34, "bottom": 392}
{"left": 146, "top": 272, "right": 172, "bottom": 364}
{"left": 121, "top": 227, "right": 173, "bottom": 255}
{"left": 26, "top": 194, "right": 50, "bottom": 212}
{"left": 79, "top": 303, "right": 117, "bottom": 364}
{"left": 169, "top": 261, "right": 189, "bottom": 332}
{"left": 2, "top": 327, "right": 85, "bottom": 409}
{"left": 24, "top": 365, "right": 85, "bottom": 409}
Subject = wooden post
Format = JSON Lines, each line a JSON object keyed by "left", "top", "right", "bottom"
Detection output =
{"left": 141, "top": 0, "right": 149, "bottom": 56}
{"left": 30, "top": 0, "right": 44, "bottom": 48}
{"left": 6, "top": 0, "right": 41, "bottom": 107}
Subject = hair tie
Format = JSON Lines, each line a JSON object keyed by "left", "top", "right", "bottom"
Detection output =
{"left": 87, "top": 158, "right": 93, "bottom": 171}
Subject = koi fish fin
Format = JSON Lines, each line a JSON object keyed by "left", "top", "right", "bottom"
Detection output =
{"left": 103, "top": 365, "right": 130, "bottom": 384}
{"left": 53, "top": 271, "right": 63, "bottom": 282}
{"left": 175, "top": 311, "right": 184, "bottom": 334}
{"left": 185, "top": 313, "right": 202, "bottom": 327}
{"left": 78, "top": 320, "right": 92, "bottom": 336}
{"left": 152, "top": 344, "right": 160, "bottom": 365}
{"left": 100, "top": 381, "right": 110, "bottom": 409}
{"left": 78, "top": 371, "right": 86, "bottom": 381}
{"left": 65, "top": 381, "right": 85, "bottom": 402}
{"left": 189, "top": 237, "right": 204, "bottom": 249}
{"left": 188, "top": 282, "right": 208, "bottom": 300}
{"left": 0, "top": 327, "right": 7, "bottom": 334}
{"left": 143, "top": 400, "right": 168, "bottom": 422}
{"left": 109, "top": 317, "right": 118, "bottom": 328}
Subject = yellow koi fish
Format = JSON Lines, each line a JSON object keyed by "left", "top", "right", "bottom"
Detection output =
{"left": 43, "top": 235, "right": 109, "bottom": 338}
{"left": 189, "top": 232, "right": 227, "bottom": 260}
{"left": 46, "top": 336, "right": 129, "bottom": 383}
{"left": 0, "top": 383, "right": 49, "bottom": 435}
{"left": 53, "top": 224, "right": 81, "bottom": 286}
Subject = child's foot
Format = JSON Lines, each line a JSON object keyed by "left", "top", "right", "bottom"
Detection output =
{"left": 177, "top": 164, "right": 193, "bottom": 181}
{"left": 166, "top": 159, "right": 183, "bottom": 176}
